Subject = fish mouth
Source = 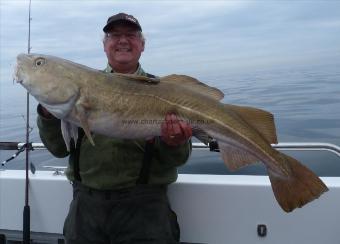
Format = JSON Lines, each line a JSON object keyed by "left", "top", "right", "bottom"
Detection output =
{"left": 12, "top": 63, "right": 23, "bottom": 84}
{"left": 13, "top": 53, "right": 30, "bottom": 84}
{"left": 15, "top": 53, "right": 50, "bottom": 84}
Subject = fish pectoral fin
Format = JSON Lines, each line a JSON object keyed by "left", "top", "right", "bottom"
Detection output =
{"left": 75, "top": 104, "right": 95, "bottom": 146}
{"left": 223, "top": 104, "right": 278, "bottom": 144}
{"left": 268, "top": 153, "right": 328, "bottom": 212}
{"left": 61, "top": 120, "right": 79, "bottom": 151}
{"left": 192, "top": 128, "right": 213, "bottom": 145}
{"left": 160, "top": 74, "right": 224, "bottom": 101}
{"left": 218, "top": 142, "right": 258, "bottom": 171}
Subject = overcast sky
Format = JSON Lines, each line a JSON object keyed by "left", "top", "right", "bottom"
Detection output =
{"left": 1, "top": 0, "right": 340, "bottom": 82}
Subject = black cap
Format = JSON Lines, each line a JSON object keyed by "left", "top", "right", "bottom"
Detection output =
{"left": 103, "top": 13, "right": 142, "bottom": 33}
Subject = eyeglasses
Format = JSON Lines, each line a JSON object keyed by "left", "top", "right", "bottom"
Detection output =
{"left": 105, "top": 32, "right": 140, "bottom": 41}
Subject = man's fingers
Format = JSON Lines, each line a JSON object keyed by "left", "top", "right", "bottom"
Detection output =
{"left": 171, "top": 121, "right": 182, "bottom": 136}
{"left": 179, "top": 121, "right": 192, "bottom": 138}
{"left": 161, "top": 118, "right": 168, "bottom": 134}
{"left": 164, "top": 113, "right": 181, "bottom": 136}
{"left": 161, "top": 112, "right": 192, "bottom": 146}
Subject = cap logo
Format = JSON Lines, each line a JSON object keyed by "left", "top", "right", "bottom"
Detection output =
{"left": 126, "top": 16, "right": 137, "bottom": 23}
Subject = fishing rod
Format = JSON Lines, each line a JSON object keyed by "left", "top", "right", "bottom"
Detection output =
{"left": 23, "top": 0, "right": 32, "bottom": 242}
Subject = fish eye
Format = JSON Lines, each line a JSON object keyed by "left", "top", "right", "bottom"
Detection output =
{"left": 35, "top": 58, "right": 46, "bottom": 67}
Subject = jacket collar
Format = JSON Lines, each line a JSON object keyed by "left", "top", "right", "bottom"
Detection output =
{"left": 104, "top": 63, "right": 146, "bottom": 76}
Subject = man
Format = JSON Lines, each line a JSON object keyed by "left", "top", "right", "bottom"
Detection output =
{"left": 37, "top": 13, "right": 192, "bottom": 244}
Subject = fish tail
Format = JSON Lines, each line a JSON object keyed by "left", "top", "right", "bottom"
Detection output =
{"left": 268, "top": 153, "right": 328, "bottom": 212}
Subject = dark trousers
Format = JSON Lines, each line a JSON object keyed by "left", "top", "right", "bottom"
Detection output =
{"left": 63, "top": 182, "right": 180, "bottom": 244}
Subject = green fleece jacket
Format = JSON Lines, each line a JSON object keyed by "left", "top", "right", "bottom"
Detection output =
{"left": 37, "top": 64, "right": 192, "bottom": 190}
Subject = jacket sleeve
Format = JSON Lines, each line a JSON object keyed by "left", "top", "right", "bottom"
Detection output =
{"left": 153, "top": 137, "right": 192, "bottom": 168}
{"left": 36, "top": 104, "right": 69, "bottom": 158}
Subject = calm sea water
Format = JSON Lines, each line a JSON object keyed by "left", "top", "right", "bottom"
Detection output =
{"left": 1, "top": 63, "right": 339, "bottom": 176}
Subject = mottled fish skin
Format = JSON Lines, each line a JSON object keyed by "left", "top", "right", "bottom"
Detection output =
{"left": 15, "top": 53, "right": 328, "bottom": 212}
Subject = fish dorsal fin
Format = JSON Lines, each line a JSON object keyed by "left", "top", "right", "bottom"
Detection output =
{"left": 224, "top": 104, "right": 278, "bottom": 144}
{"left": 160, "top": 74, "right": 224, "bottom": 101}
{"left": 114, "top": 73, "right": 160, "bottom": 84}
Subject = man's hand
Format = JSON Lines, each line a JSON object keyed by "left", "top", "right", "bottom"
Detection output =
{"left": 161, "top": 113, "right": 192, "bottom": 146}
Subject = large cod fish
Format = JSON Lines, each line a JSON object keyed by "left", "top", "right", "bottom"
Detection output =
{"left": 14, "top": 53, "right": 328, "bottom": 212}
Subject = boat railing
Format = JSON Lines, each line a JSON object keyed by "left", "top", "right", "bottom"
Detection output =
{"left": 1, "top": 141, "right": 340, "bottom": 158}
{"left": 192, "top": 142, "right": 340, "bottom": 158}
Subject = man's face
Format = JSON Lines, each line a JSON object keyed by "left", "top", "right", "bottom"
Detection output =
{"left": 103, "top": 23, "right": 145, "bottom": 71}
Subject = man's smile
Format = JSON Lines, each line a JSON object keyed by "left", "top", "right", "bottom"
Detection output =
{"left": 116, "top": 47, "right": 132, "bottom": 52}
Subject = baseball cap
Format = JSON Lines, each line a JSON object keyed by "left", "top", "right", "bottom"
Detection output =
{"left": 103, "top": 13, "right": 142, "bottom": 32}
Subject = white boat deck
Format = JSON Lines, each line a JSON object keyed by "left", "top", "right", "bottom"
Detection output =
{"left": 1, "top": 170, "right": 340, "bottom": 243}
